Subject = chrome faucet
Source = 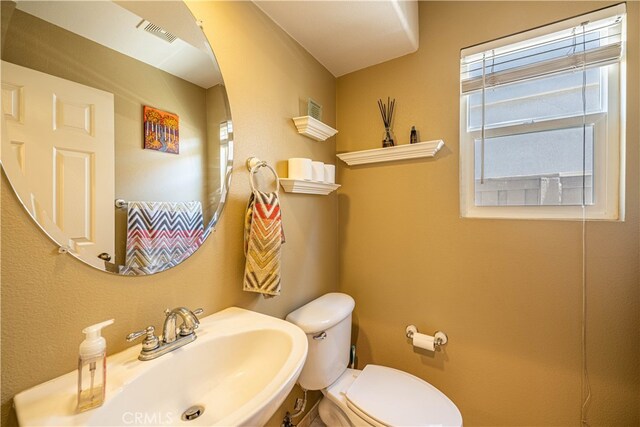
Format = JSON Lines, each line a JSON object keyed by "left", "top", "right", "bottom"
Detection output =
{"left": 127, "top": 307, "right": 203, "bottom": 361}
{"left": 163, "top": 307, "right": 201, "bottom": 343}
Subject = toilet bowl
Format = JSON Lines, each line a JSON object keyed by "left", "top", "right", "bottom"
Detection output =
{"left": 286, "top": 293, "right": 462, "bottom": 427}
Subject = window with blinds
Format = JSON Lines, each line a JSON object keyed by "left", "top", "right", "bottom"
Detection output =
{"left": 459, "top": 4, "right": 626, "bottom": 220}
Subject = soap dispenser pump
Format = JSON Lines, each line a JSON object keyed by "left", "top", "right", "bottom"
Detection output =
{"left": 77, "top": 319, "right": 114, "bottom": 412}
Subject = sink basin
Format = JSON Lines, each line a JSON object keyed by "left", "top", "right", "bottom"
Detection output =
{"left": 14, "top": 308, "right": 308, "bottom": 426}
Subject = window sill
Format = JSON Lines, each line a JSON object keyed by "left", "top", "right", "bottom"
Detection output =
{"left": 461, "top": 205, "right": 622, "bottom": 221}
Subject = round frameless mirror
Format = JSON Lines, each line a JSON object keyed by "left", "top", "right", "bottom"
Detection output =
{"left": 1, "top": 1, "right": 233, "bottom": 275}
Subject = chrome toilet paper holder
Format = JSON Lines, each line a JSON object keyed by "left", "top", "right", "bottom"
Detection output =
{"left": 405, "top": 325, "right": 448, "bottom": 348}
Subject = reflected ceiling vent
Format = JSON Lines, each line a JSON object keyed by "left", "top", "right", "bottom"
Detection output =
{"left": 137, "top": 19, "right": 177, "bottom": 43}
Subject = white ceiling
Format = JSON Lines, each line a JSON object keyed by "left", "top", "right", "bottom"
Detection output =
{"left": 15, "top": 1, "right": 417, "bottom": 85}
{"left": 254, "top": 0, "right": 419, "bottom": 77}
{"left": 15, "top": 1, "right": 222, "bottom": 89}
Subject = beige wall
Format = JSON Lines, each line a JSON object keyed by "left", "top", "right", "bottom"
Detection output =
{"left": 336, "top": 1, "right": 639, "bottom": 426}
{"left": 1, "top": 1, "right": 335, "bottom": 425}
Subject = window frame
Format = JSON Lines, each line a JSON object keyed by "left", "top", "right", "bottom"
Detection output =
{"left": 459, "top": 9, "right": 625, "bottom": 221}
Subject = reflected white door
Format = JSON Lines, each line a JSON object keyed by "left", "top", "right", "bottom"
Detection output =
{"left": 2, "top": 61, "right": 115, "bottom": 268}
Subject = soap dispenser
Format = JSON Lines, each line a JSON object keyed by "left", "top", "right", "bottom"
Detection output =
{"left": 77, "top": 319, "right": 114, "bottom": 412}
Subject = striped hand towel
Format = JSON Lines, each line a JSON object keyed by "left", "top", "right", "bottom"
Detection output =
{"left": 120, "top": 201, "right": 204, "bottom": 275}
{"left": 243, "top": 190, "right": 285, "bottom": 297}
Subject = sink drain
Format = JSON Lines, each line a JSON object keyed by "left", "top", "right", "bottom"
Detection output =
{"left": 181, "top": 405, "right": 205, "bottom": 421}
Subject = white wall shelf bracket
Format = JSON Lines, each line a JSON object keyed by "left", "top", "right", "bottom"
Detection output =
{"left": 292, "top": 116, "right": 338, "bottom": 141}
{"left": 337, "top": 139, "right": 445, "bottom": 166}
{"left": 279, "top": 179, "right": 340, "bottom": 195}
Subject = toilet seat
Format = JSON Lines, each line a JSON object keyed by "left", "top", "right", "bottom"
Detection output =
{"left": 332, "top": 365, "right": 462, "bottom": 427}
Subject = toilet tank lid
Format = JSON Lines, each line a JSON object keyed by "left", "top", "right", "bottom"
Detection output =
{"left": 286, "top": 293, "right": 355, "bottom": 333}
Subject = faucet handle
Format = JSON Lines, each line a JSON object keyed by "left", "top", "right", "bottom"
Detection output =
{"left": 126, "top": 326, "right": 160, "bottom": 351}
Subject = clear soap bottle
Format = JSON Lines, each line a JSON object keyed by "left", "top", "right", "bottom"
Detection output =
{"left": 77, "top": 319, "right": 114, "bottom": 412}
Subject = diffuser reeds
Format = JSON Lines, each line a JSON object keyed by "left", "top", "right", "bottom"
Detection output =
{"left": 378, "top": 97, "right": 396, "bottom": 147}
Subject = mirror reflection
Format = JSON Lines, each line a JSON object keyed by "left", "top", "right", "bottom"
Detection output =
{"left": 1, "top": 1, "right": 233, "bottom": 275}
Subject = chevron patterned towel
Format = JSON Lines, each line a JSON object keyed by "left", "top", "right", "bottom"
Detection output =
{"left": 243, "top": 190, "right": 285, "bottom": 297}
{"left": 120, "top": 201, "right": 204, "bottom": 275}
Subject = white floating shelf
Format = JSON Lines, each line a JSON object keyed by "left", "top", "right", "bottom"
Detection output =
{"left": 292, "top": 116, "right": 338, "bottom": 141}
{"left": 336, "top": 139, "right": 445, "bottom": 166}
{"left": 279, "top": 179, "right": 340, "bottom": 195}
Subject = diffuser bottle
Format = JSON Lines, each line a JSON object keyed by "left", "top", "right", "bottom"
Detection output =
{"left": 77, "top": 319, "right": 114, "bottom": 412}
{"left": 382, "top": 127, "right": 396, "bottom": 147}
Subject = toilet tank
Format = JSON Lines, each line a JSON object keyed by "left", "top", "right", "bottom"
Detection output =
{"left": 286, "top": 293, "right": 355, "bottom": 390}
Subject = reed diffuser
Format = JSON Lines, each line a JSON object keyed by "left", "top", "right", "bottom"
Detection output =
{"left": 377, "top": 97, "right": 396, "bottom": 148}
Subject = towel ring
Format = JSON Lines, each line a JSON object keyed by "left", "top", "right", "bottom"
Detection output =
{"left": 247, "top": 157, "right": 279, "bottom": 193}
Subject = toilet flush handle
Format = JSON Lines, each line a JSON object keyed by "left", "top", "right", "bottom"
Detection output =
{"left": 313, "top": 331, "right": 327, "bottom": 340}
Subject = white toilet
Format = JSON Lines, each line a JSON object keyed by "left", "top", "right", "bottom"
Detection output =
{"left": 286, "top": 293, "right": 462, "bottom": 427}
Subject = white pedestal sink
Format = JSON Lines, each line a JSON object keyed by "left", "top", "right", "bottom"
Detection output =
{"left": 14, "top": 308, "right": 308, "bottom": 426}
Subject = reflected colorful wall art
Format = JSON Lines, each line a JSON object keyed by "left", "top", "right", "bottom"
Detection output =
{"left": 143, "top": 106, "right": 179, "bottom": 154}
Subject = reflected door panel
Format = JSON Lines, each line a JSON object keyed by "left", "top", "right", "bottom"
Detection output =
{"left": 2, "top": 61, "right": 115, "bottom": 267}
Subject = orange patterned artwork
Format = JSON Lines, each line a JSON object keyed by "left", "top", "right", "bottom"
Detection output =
{"left": 143, "top": 106, "right": 179, "bottom": 154}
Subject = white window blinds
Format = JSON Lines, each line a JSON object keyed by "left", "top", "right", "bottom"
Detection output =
{"left": 460, "top": 4, "right": 625, "bottom": 94}
{"left": 458, "top": 3, "right": 626, "bottom": 219}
